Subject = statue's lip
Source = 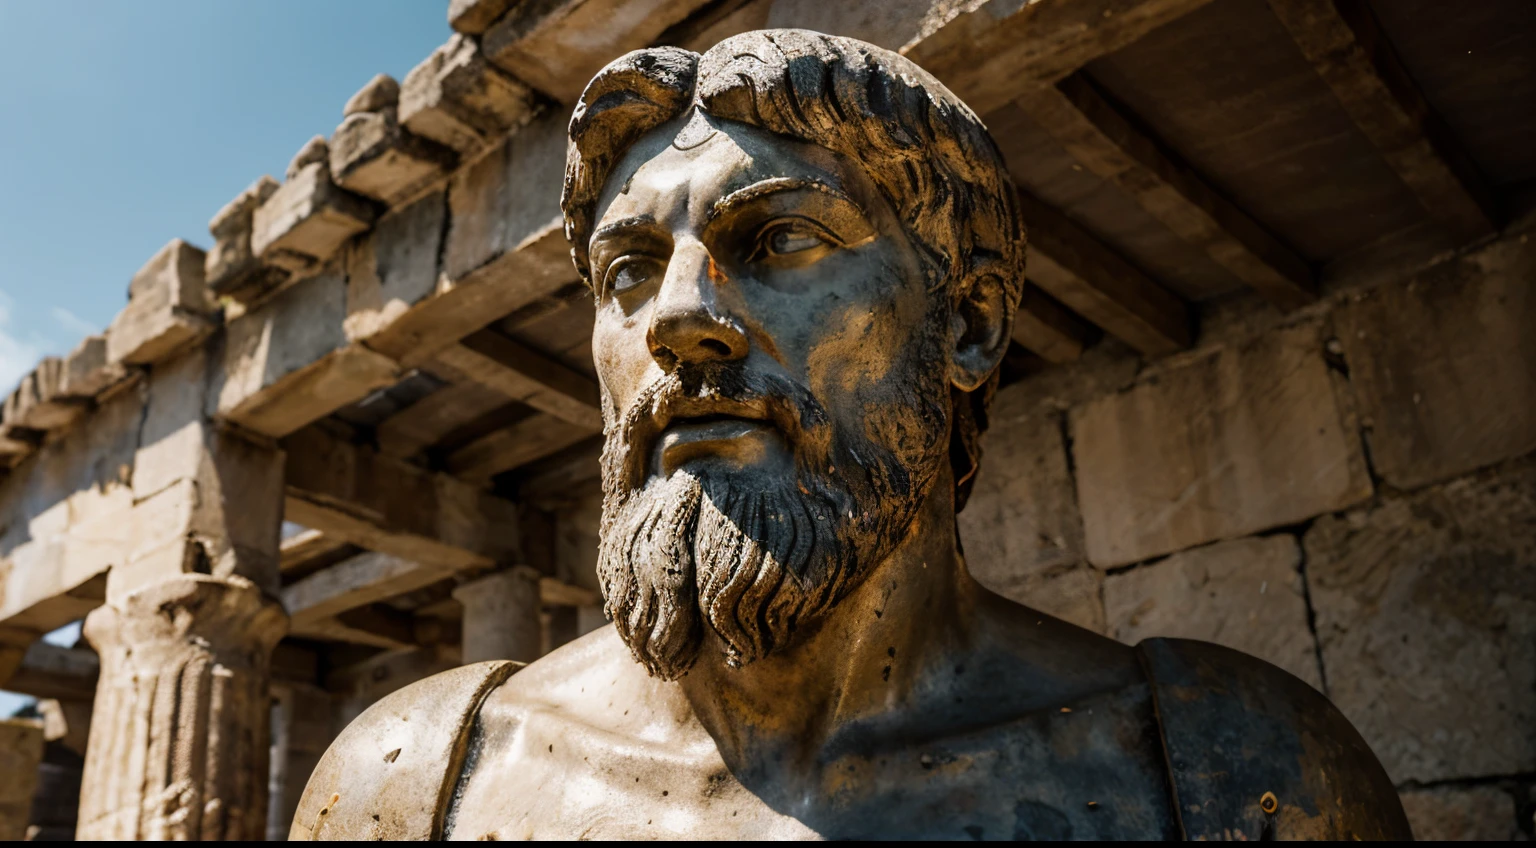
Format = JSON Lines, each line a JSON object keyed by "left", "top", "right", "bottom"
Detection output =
{"left": 653, "top": 402, "right": 780, "bottom": 474}
{"left": 650, "top": 395, "right": 774, "bottom": 434}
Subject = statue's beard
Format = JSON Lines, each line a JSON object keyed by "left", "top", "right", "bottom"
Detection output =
{"left": 597, "top": 359, "right": 948, "bottom": 681}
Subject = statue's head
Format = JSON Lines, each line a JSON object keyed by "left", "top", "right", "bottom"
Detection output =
{"left": 562, "top": 29, "right": 1024, "bottom": 679}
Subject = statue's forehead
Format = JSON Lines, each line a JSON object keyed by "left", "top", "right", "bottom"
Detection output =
{"left": 594, "top": 114, "right": 862, "bottom": 228}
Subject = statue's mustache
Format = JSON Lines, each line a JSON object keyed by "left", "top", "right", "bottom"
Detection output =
{"left": 609, "top": 363, "right": 834, "bottom": 491}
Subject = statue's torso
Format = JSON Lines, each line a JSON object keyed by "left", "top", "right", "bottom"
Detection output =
{"left": 292, "top": 626, "right": 1411, "bottom": 841}
{"left": 446, "top": 643, "right": 1178, "bottom": 840}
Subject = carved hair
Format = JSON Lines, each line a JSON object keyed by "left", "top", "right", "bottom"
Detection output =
{"left": 561, "top": 29, "right": 1025, "bottom": 509}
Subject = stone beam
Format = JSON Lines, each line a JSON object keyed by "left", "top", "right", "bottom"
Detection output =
{"left": 375, "top": 379, "right": 509, "bottom": 459}
{"left": 447, "top": 412, "right": 595, "bottom": 483}
{"left": 292, "top": 605, "right": 425, "bottom": 651}
{"left": 281, "top": 425, "right": 521, "bottom": 571}
{"left": 0, "top": 338, "right": 130, "bottom": 470}
{"left": 4, "top": 641, "right": 100, "bottom": 702}
{"left": 348, "top": 112, "right": 579, "bottom": 367}
{"left": 214, "top": 261, "right": 399, "bottom": 439}
{"left": 1013, "top": 285, "right": 1091, "bottom": 365}
{"left": 1017, "top": 74, "right": 1318, "bottom": 310}
{"left": 436, "top": 330, "right": 602, "bottom": 429}
{"left": 60, "top": 335, "right": 131, "bottom": 402}
{"left": 481, "top": 0, "right": 717, "bottom": 103}
{"left": 0, "top": 385, "right": 141, "bottom": 637}
{"left": 283, "top": 551, "right": 459, "bottom": 632}
{"left": 901, "top": 0, "right": 1220, "bottom": 116}
{"left": 280, "top": 528, "right": 351, "bottom": 574}
{"left": 1265, "top": 0, "right": 1498, "bottom": 243}
{"left": 1017, "top": 191, "right": 1192, "bottom": 357}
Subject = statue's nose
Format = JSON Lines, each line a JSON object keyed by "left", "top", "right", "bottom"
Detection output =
{"left": 646, "top": 241, "right": 749, "bottom": 368}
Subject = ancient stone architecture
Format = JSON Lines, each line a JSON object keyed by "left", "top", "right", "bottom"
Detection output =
{"left": 0, "top": 0, "right": 1531, "bottom": 841}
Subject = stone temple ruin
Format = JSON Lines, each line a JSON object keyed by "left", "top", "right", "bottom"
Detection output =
{"left": 0, "top": 0, "right": 1532, "bottom": 840}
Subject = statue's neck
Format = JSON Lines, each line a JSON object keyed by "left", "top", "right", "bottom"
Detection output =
{"left": 677, "top": 471, "right": 976, "bottom": 788}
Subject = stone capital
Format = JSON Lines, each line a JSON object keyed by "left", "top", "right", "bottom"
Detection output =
{"left": 84, "top": 573, "right": 287, "bottom": 660}
{"left": 78, "top": 574, "right": 288, "bottom": 841}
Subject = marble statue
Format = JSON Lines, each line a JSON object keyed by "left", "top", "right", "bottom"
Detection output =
{"left": 292, "top": 30, "right": 1411, "bottom": 840}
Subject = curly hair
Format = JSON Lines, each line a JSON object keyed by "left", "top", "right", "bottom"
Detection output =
{"left": 560, "top": 29, "right": 1025, "bottom": 511}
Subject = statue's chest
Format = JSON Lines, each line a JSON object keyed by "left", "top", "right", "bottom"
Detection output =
{"left": 444, "top": 713, "right": 816, "bottom": 840}
{"left": 445, "top": 686, "right": 1177, "bottom": 840}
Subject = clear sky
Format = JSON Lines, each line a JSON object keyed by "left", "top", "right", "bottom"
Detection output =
{"left": 0, "top": 0, "right": 450, "bottom": 716}
{"left": 0, "top": 0, "right": 450, "bottom": 391}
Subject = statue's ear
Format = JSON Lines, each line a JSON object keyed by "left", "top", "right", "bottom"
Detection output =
{"left": 948, "top": 269, "right": 1012, "bottom": 393}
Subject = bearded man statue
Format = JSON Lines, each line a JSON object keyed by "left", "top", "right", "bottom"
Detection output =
{"left": 293, "top": 30, "right": 1411, "bottom": 841}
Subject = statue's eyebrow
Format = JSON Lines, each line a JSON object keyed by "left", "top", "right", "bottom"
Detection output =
{"left": 707, "top": 177, "right": 862, "bottom": 222}
{"left": 591, "top": 214, "right": 660, "bottom": 242}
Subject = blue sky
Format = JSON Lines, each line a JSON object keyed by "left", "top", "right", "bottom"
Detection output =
{"left": 0, "top": 1, "right": 450, "bottom": 715}
{"left": 0, "top": 0, "right": 449, "bottom": 391}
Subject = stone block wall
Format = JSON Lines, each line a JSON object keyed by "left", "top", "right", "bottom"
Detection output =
{"left": 959, "top": 223, "right": 1536, "bottom": 841}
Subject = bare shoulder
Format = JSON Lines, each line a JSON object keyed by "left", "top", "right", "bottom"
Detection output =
{"left": 289, "top": 660, "right": 518, "bottom": 840}
{"left": 1138, "top": 638, "right": 1412, "bottom": 841}
{"left": 476, "top": 623, "right": 696, "bottom": 737}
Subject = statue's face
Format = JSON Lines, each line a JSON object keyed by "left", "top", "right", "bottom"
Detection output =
{"left": 589, "top": 112, "right": 954, "bottom": 679}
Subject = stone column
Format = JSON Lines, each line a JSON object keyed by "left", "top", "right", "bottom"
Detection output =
{"left": 0, "top": 718, "right": 44, "bottom": 840}
{"left": 76, "top": 576, "right": 285, "bottom": 840}
{"left": 74, "top": 344, "right": 289, "bottom": 840}
{"left": 453, "top": 566, "right": 543, "bottom": 663}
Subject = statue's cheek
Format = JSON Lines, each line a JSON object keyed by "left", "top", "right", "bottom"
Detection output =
{"left": 591, "top": 300, "right": 659, "bottom": 412}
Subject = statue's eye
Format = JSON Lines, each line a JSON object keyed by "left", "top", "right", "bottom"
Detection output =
{"left": 750, "top": 219, "right": 837, "bottom": 263}
{"left": 768, "top": 227, "right": 825, "bottom": 254}
{"left": 603, "top": 256, "right": 661, "bottom": 295}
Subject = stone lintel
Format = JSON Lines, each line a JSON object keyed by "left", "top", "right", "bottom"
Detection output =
{"left": 215, "top": 264, "right": 400, "bottom": 439}
{"left": 353, "top": 112, "right": 575, "bottom": 366}
{"left": 341, "top": 190, "right": 447, "bottom": 349}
